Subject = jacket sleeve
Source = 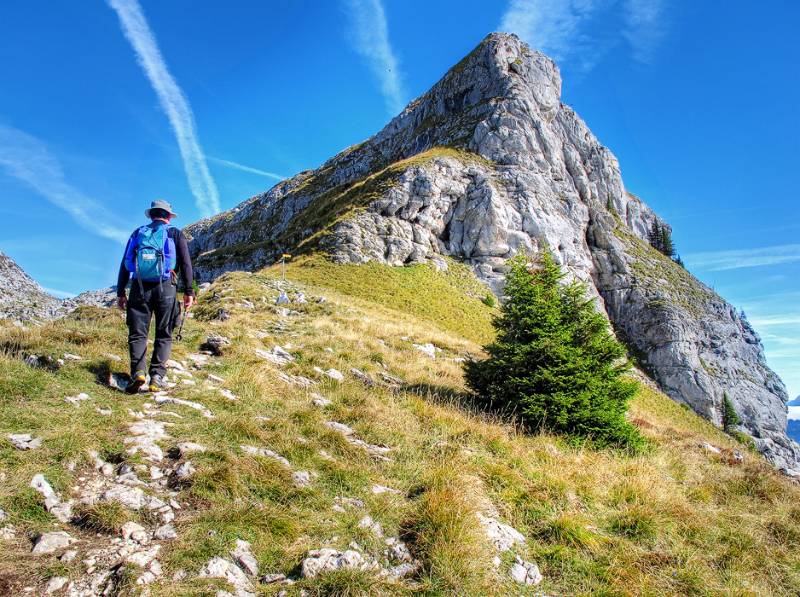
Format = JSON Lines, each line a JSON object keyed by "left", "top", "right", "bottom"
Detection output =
{"left": 174, "top": 229, "right": 195, "bottom": 295}
{"left": 116, "top": 232, "right": 136, "bottom": 297}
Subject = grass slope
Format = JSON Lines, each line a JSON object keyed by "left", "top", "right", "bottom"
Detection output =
{"left": 1, "top": 260, "right": 799, "bottom": 596}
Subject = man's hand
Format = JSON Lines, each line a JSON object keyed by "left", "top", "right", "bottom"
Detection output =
{"left": 117, "top": 295, "right": 127, "bottom": 311}
{"left": 183, "top": 294, "right": 195, "bottom": 310}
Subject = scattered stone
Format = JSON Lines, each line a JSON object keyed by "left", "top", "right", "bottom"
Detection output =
{"left": 208, "top": 373, "right": 225, "bottom": 383}
{"left": 30, "top": 474, "right": 73, "bottom": 523}
{"left": 325, "top": 421, "right": 354, "bottom": 435}
{"left": 45, "top": 576, "right": 69, "bottom": 593}
{"left": 214, "top": 308, "right": 230, "bottom": 322}
{"left": 126, "top": 545, "right": 161, "bottom": 568}
{"left": 385, "top": 537, "right": 413, "bottom": 562}
{"left": 105, "top": 353, "right": 123, "bottom": 362}
{"left": 96, "top": 407, "right": 112, "bottom": 416}
{"left": 350, "top": 368, "right": 375, "bottom": 386}
{"left": 165, "top": 359, "right": 185, "bottom": 370}
{"left": 199, "top": 556, "right": 255, "bottom": 596}
{"left": 219, "top": 388, "right": 238, "bottom": 401}
{"left": 173, "top": 441, "right": 207, "bottom": 457}
{"left": 240, "top": 446, "right": 290, "bottom": 468}
{"left": 260, "top": 573, "right": 287, "bottom": 584}
{"left": 0, "top": 509, "right": 6, "bottom": 521}
{"left": 187, "top": 353, "right": 211, "bottom": 367}
{"left": 154, "top": 524, "right": 177, "bottom": 540}
{"left": 153, "top": 394, "right": 213, "bottom": 418}
{"left": 65, "top": 392, "right": 91, "bottom": 407}
{"left": 311, "top": 393, "right": 331, "bottom": 407}
{"left": 102, "top": 485, "right": 165, "bottom": 511}
{"left": 333, "top": 497, "right": 365, "bottom": 512}
{"left": 232, "top": 539, "right": 259, "bottom": 576}
{"left": 358, "top": 515, "right": 383, "bottom": 538}
{"left": 63, "top": 352, "right": 82, "bottom": 361}
{"left": 379, "top": 372, "right": 405, "bottom": 386}
{"left": 172, "top": 461, "right": 196, "bottom": 481}
{"left": 201, "top": 333, "right": 232, "bottom": 356}
{"left": 277, "top": 372, "right": 315, "bottom": 388}
{"left": 59, "top": 549, "right": 78, "bottom": 563}
{"left": 276, "top": 292, "right": 290, "bottom": 305}
{"left": 476, "top": 512, "right": 526, "bottom": 552}
{"left": 386, "top": 561, "right": 421, "bottom": 579}
{"left": 301, "top": 548, "right": 374, "bottom": 578}
{"left": 292, "top": 470, "right": 314, "bottom": 488}
{"left": 0, "top": 526, "right": 16, "bottom": 540}
{"left": 371, "top": 484, "right": 401, "bottom": 495}
{"left": 324, "top": 368, "right": 344, "bottom": 382}
{"left": 8, "top": 433, "right": 42, "bottom": 450}
{"left": 509, "top": 555, "right": 543, "bottom": 585}
{"left": 121, "top": 521, "right": 149, "bottom": 545}
{"left": 700, "top": 442, "right": 722, "bottom": 455}
{"left": 294, "top": 292, "right": 307, "bottom": 304}
{"left": 107, "top": 372, "right": 132, "bottom": 392}
{"left": 32, "top": 531, "right": 74, "bottom": 554}
{"left": 412, "top": 343, "right": 438, "bottom": 359}
{"left": 255, "top": 346, "right": 294, "bottom": 366}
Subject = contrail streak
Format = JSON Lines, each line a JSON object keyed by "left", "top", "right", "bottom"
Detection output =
{"left": 107, "top": 0, "right": 221, "bottom": 217}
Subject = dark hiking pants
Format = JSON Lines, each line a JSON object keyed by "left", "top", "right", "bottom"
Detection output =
{"left": 126, "top": 281, "right": 179, "bottom": 379}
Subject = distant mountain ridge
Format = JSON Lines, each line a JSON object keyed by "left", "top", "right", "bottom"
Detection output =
{"left": 184, "top": 33, "right": 799, "bottom": 474}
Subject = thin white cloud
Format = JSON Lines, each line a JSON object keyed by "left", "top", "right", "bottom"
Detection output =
{"left": 344, "top": 0, "right": 405, "bottom": 115}
{"left": 207, "top": 156, "right": 286, "bottom": 181}
{"left": 499, "top": 0, "right": 669, "bottom": 72}
{"left": 749, "top": 315, "right": 800, "bottom": 328}
{"left": 500, "top": 0, "right": 603, "bottom": 72}
{"left": 0, "top": 124, "right": 129, "bottom": 244}
{"left": 787, "top": 406, "right": 800, "bottom": 421}
{"left": 623, "top": 0, "right": 666, "bottom": 64}
{"left": 685, "top": 244, "right": 800, "bottom": 272}
{"left": 107, "top": 0, "right": 220, "bottom": 217}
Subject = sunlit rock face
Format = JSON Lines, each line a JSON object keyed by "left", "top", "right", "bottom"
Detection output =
{"left": 185, "top": 33, "right": 798, "bottom": 474}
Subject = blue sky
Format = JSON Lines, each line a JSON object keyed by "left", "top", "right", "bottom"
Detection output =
{"left": 0, "top": 0, "right": 797, "bottom": 398}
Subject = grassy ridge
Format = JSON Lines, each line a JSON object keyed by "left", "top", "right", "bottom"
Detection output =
{"left": 1, "top": 262, "right": 799, "bottom": 596}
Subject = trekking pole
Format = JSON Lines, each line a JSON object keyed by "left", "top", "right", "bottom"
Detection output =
{"left": 281, "top": 253, "right": 291, "bottom": 283}
{"left": 175, "top": 315, "right": 186, "bottom": 342}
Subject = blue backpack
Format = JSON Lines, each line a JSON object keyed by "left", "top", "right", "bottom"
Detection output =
{"left": 124, "top": 222, "right": 176, "bottom": 286}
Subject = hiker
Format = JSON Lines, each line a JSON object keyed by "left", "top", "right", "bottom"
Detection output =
{"left": 116, "top": 200, "right": 195, "bottom": 394}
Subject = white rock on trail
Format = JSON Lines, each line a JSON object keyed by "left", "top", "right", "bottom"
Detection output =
{"left": 45, "top": 576, "right": 69, "bottom": 593}
{"left": 153, "top": 394, "right": 213, "bottom": 418}
{"left": 154, "top": 524, "right": 177, "bottom": 540}
{"left": 8, "top": 433, "right": 42, "bottom": 450}
{"left": 324, "top": 368, "right": 344, "bottom": 382}
{"left": 240, "top": 445, "right": 290, "bottom": 468}
{"left": 121, "top": 521, "right": 149, "bottom": 545}
{"left": 301, "top": 548, "right": 374, "bottom": 578}
{"left": 32, "top": 531, "right": 74, "bottom": 554}
{"left": 30, "top": 474, "right": 73, "bottom": 523}
{"left": 510, "top": 555, "right": 543, "bottom": 585}
{"left": 199, "top": 556, "right": 255, "bottom": 597}
{"left": 231, "top": 539, "right": 259, "bottom": 576}
{"left": 476, "top": 512, "right": 526, "bottom": 552}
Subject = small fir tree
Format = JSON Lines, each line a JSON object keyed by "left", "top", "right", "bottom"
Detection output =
{"left": 722, "top": 393, "right": 741, "bottom": 432}
{"left": 464, "top": 251, "right": 643, "bottom": 450}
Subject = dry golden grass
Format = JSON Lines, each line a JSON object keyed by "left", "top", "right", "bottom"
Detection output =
{"left": 1, "top": 260, "right": 799, "bottom": 596}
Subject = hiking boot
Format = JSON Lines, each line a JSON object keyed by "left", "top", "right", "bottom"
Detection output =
{"left": 148, "top": 374, "right": 166, "bottom": 393}
{"left": 125, "top": 371, "right": 147, "bottom": 394}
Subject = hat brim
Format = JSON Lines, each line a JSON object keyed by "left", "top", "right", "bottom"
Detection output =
{"left": 145, "top": 208, "right": 178, "bottom": 219}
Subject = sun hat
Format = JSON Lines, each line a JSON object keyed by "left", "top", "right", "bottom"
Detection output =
{"left": 145, "top": 199, "right": 178, "bottom": 219}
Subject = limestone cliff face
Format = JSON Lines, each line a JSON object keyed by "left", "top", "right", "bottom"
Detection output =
{"left": 0, "top": 251, "right": 62, "bottom": 322}
{"left": 185, "top": 33, "right": 798, "bottom": 474}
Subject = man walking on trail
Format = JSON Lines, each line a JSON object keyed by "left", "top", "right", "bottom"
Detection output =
{"left": 116, "top": 200, "right": 195, "bottom": 394}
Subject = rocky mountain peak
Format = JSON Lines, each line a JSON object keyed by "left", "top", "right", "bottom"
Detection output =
{"left": 0, "top": 251, "right": 62, "bottom": 322}
{"left": 173, "top": 33, "right": 797, "bottom": 474}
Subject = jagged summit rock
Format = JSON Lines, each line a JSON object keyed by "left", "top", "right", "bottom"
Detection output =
{"left": 183, "top": 33, "right": 799, "bottom": 474}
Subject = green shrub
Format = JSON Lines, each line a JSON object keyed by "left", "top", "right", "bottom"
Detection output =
{"left": 464, "top": 251, "right": 643, "bottom": 451}
{"left": 481, "top": 293, "right": 496, "bottom": 308}
{"left": 722, "top": 393, "right": 741, "bottom": 433}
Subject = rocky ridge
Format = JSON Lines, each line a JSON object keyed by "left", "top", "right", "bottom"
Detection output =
{"left": 184, "top": 33, "right": 799, "bottom": 473}
{"left": 0, "top": 251, "right": 117, "bottom": 323}
{"left": 0, "top": 251, "right": 64, "bottom": 322}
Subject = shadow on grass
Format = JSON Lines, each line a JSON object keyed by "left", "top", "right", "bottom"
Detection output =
{"left": 403, "top": 382, "right": 521, "bottom": 429}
